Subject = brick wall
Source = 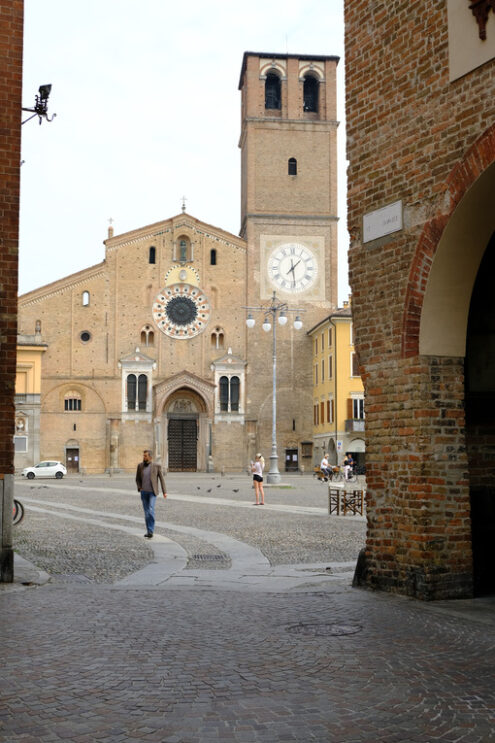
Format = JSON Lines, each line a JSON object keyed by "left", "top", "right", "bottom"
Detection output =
{"left": 344, "top": 0, "right": 495, "bottom": 598}
{"left": 0, "top": 0, "right": 23, "bottom": 581}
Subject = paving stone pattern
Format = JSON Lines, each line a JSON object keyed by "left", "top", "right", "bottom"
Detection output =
{"left": 1, "top": 585, "right": 494, "bottom": 742}
{"left": 3, "top": 474, "right": 494, "bottom": 741}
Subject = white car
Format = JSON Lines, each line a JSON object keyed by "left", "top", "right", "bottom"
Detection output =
{"left": 22, "top": 461, "right": 67, "bottom": 480}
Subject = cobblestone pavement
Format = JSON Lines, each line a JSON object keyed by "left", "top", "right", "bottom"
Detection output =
{"left": 11, "top": 473, "right": 366, "bottom": 585}
{"left": 2, "top": 474, "right": 494, "bottom": 742}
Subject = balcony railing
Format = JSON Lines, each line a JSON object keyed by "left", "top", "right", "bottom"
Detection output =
{"left": 345, "top": 418, "right": 365, "bottom": 433}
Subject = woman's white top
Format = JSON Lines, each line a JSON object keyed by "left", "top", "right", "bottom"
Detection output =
{"left": 253, "top": 460, "right": 263, "bottom": 476}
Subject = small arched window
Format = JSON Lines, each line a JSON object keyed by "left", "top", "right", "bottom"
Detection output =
{"left": 288, "top": 158, "right": 297, "bottom": 176}
{"left": 230, "top": 376, "right": 240, "bottom": 412}
{"left": 179, "top": 240, "right": 188, "bottom": 262}
{"left": 138, "top": 374, "right": 147, "bottom": 411}
{"left": 82, "top": 291, "right": 90, "bottom": 306}
{"left": 218, "top": 375, "right": 240, "bottom": 413}
{"left": 140, "top": 325, "right": 154, "bottom": 347}
{"left": 211, "top": 327, "right": 225, "bottom": 350}
{"left": 303, "top": 75, "right": 319, "bottom": 112}
{"left": 127, "top": 374, "right": 137, "bottom": 411}
{"left": 149, "top": 246, "right": 156, "bottom": 264}
{"left": 210, "top": 248, "right": 217, "bottom": 265}
{"left": 219, "top": 376, "right": 229, "bottom": 411}
{"left": 265, "top": 73, "right": 281, "bottom": 110}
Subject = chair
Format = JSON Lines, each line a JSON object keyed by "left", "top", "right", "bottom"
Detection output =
{"left": 342, "top": 489, "right": 365, "bottom": 516}
{"left": 328, "top": 487, "right": 342, "bottom": 515}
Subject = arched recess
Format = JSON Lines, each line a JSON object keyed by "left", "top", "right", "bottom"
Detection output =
{"left": 402, "top": 124, "right": 495, "bottom": 358}
{"left": 163, "top": 387, "right": 208, "bottom": 472}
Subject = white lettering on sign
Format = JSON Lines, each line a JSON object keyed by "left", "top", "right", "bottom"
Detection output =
{"left": 363, "top": 200, "right": 403, "bottom": 243}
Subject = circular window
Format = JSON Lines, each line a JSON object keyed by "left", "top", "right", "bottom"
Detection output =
{"left": 152, "top": 283, "right": 210, "bottom": 339}
{"left": 80, "top": 331, "right": 91, "bottom": 343}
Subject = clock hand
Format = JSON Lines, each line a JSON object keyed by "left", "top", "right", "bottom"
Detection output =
{"left": 286, "top": 260, "right": 295, "bottom": 275}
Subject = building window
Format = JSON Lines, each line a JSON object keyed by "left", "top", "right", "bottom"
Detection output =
{"left": 352, "top": 398, "right": 365, "bottom": 419}
{"left": 351, "top": 352, "right": 360, "bottom": 377}
{"left": 65, "top": 392, "right": 82, "bottom": 411}
{"left": 82, "top": 291, "right": 90, "bottom": 306}
{"left": 328, "top": 327, "right": 332, "bottom": 346}
{"left": 176, "top": 235, "right": 192, "bottom": 262}
{"left": 288, "top": 157, "right": 297, "bottom": 176}
{"left": 149, "top": 246, "right": 156, "bottom": 264}
{"left": 327, "top": 398, "right": 334, "bottom": 423}
{"left": 315, "top": 364, "right": 318, "bottom": 385}
{"left": 211, "top": 327, "right": 225, "bottom": 349}
{"left": 14, "top": 436, "right": 27, "bottom": 453}
{"left": 320, "top": 401, "right": 325, "bottom": 423}
{"left": 210, "top": 249, "right": 217, "bottom": 265}
{"left": 328, "top": 355, "right": 333, "bottom": 379}
{"left": 219, "top": 375, "right": 239, "bottom": 412}
{"left": 230, "top": 376, "right": 240, "bottom": 412}
{"left": 303, "top": 75, "right": 319, "bottom": 112}
{"left": 314, "top": 404, "right": 319, "bottom": 425}
{"left": 138, "top": 374, "right": 147, "bottom": 411}
{"left": 315, "top": 337, "right": 318, "bottom": 355}
{"left": 265, "top": 72, "right": 281, "bottom": 110}
{"left": 321, "top": 332, "right": 325, "bottom": 350}
{"left": 321, "top": 359, "right": 324, "bottom": 381}
{"left": 127, "top": 374, "right": 136, "bottom": 410}
{"left": 140, "top": 325, "right": 154, "bottom": 346}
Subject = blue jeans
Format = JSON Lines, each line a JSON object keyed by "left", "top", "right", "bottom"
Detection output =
{"left": 140, "top": 491, "right": 156, "bottom": 534}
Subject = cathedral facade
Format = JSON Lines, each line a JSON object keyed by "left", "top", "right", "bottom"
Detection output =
{"left": 18, "top": 52, "right": 339, "bottom": 474}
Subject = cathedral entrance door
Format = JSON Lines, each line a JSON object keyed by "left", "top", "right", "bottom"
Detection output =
{"left": 66, "top": 447, "right": 79, "bottom": 473}
{"left": 168, "top": 417, "right": 197, "bottom": 471}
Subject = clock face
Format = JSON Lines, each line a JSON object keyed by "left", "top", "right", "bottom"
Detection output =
{"left": 152, "top": 283, "right": 210, "bottom": 339}
{"left": 267, "top": 243, "right": 318, "bottom": 293}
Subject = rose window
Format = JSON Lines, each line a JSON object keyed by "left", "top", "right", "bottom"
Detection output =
{"left": 152, "top": 283, "right": 210, "bottom": 339}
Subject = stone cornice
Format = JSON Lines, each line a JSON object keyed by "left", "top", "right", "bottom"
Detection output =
{"left": 19, "top": 266, "right": 105, "bottom": 306}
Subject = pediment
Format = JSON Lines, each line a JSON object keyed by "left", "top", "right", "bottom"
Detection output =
{"left": 119, "top": 347, "right": 155, "bottom": 365}
{"left": 212, "top": 348, "right": 247, "bottom": 368}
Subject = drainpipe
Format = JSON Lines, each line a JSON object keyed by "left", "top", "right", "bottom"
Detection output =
{"left": 330, "top": 317, "right": 338, "bottom": 465}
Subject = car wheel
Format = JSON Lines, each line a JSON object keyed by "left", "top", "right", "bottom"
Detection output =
{"left": 55, "top": 471, "right": 63, "bottom": 479}
{"left": 27, "top": 472, "right": 35, "bottom": 480}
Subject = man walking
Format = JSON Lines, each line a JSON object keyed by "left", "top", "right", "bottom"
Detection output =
{"left": 136, "top": 450, "right": 167, "bottom": 538}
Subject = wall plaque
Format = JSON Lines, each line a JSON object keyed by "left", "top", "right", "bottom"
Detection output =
{"left": 363, "top": 201, "right": 403, "bottom": 243}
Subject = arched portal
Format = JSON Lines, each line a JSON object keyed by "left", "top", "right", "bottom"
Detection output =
{"left": 417, "top": 160, "right": 495, "bottom": 596}
{"left": 163, "top": 388, "right": 208, "bottom": 472}
{"left": 465, "top": 232, "right": 495, "bottom": 595}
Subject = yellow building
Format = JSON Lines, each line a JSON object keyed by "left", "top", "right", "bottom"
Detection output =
{"left": 14, "top": 332, "right": 47, "bottom": 470}
{"left": 308, "top": 301, "right": 365, "bottom": 469}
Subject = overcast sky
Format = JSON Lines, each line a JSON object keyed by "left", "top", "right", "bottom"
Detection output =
{"left": 19, "top": 0, "right": 349, "bottom": 300}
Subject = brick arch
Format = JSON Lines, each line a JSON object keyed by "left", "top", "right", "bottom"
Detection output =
{"left": 402, "top": 124, "right": 495, "bottom": 358}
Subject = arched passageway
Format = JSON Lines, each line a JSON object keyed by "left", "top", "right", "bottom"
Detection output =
{"left": 465, "top": 232, "right": 495, "bottom": 595}
{"left": 418, "top": 161, "right": 495, "bottom": 596}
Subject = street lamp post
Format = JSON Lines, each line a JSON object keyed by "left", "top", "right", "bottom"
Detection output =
{"left": 245, "top": 292, "right": 303, "bottom": 484}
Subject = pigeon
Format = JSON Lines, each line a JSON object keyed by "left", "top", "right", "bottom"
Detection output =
{"left": 197, "top": 486, "right": 201, "bottom": 490}
{"left": 217, "top": 484, "right": 221, "bottom": 488}
{"left": 207, "top": 488, "right": 212, "bottom": 493}
{"left": 233, "top": 488, "right": 239, "bottom": 493}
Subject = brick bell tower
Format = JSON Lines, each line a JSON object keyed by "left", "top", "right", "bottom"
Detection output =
{"left": 238, "top": 52, "right": 340, "bottom": 471}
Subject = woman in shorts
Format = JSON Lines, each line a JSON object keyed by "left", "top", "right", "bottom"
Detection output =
{"left": 251, "top": 453, "right": 265, "bottom": 505}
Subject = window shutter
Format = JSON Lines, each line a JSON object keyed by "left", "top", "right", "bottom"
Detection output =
{"left": 347, "top": 398, "right": 353, "bottom": 419}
